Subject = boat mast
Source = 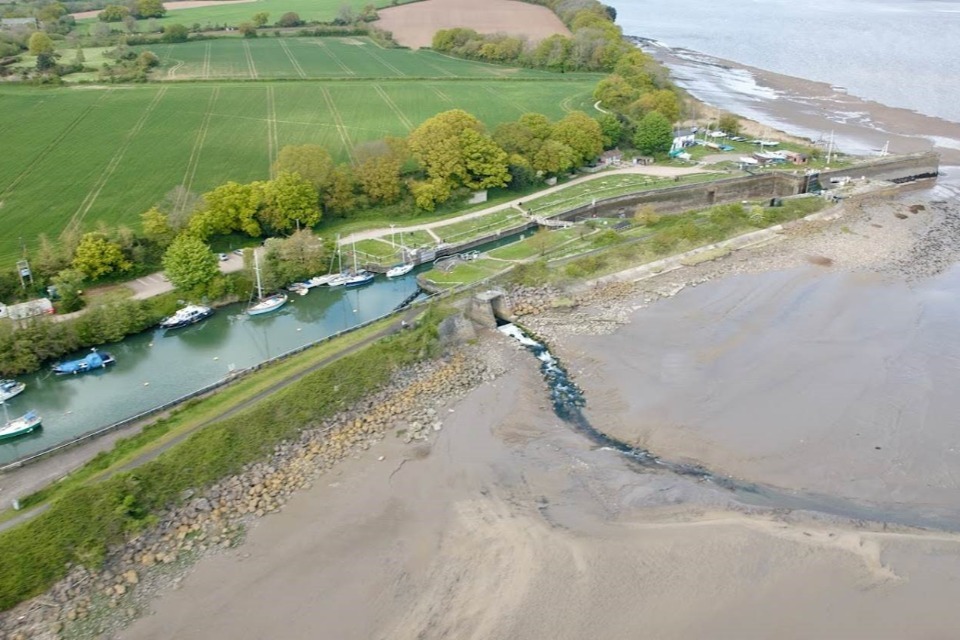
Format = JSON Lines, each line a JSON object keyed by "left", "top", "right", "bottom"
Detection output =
{"left": 254, "top": 250, "right": 264, "bottom": 300}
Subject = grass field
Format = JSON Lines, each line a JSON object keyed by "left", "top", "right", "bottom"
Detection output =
{"left": 75, "top": 0, "right": 417, "bottom": 31}
{"left": 146, "top": 36, "right": 565, "bottom": 80}
{"left": 0, "top": 37, "right": 598, "bottom": 266}
{"left": 523, "top": 172, "right": 720, "bottom": 216}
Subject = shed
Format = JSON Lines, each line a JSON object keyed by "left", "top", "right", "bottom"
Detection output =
{"left": 0, "top": 17, "right": 38, "bottom": 29}
{"left": 783, "top": 150, "right": 809, "bottom": 165}
{"left": 599, "top": 148, "right": 623, "bottom": 166}
{"left": 0, "top": 298, "right": 54, "bottom": 320}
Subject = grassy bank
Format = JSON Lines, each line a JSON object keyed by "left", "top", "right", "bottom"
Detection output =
{"left": 0, "top": 307, "right": 444, "bottom": 610}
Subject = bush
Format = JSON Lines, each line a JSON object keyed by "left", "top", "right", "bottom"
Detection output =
{"left": 508, "top": 259, "right": 550, "bottom": 286}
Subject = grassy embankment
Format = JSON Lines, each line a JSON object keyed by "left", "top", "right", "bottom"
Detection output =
{"left": 421, "top": 196, "right": 829, "bottom": 288}
{"left": 0, "top": 306, "right": 446, "bottom": 610}
{"left": 0, "top": 35, "right": 600, "bottom": 266}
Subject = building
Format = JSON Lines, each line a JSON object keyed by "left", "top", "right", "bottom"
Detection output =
{"left": 671, "top": 128, "right": 697, "bottom": 153}
{"left": 598, "top": 148, "right": 623, "bottom": 167}
{"left": 783, "top": 150, "right": 809, "bottom": 165}
{"left": 0, "top": 17, "right": 38, "bottom": 29}
{"left": 0, "top": 298, "right": 54, "bottom": 320}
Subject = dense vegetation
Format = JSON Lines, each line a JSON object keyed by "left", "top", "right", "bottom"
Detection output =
{"left": 0, "top": 305, "right": 445, "bottom": 610}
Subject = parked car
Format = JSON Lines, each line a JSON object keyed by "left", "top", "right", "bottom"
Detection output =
{"left": 219, "top": 253, "right": 229, "bottom": 261}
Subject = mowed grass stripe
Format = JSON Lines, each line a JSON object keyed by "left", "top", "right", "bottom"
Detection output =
{"left": 203, "top": 41, "right": 212, "bottom": 79}
{"left": 192, "top": 86, "right": 271, "bottom": 188}
{"left": 316, "top": 39, "right": 354, "bottom": 76}
{"left": 373, "top": 85, "right": 414, "bottom": 131}
{"left": 321, "top": 86, "right": 355, "bottom": 163}
{"left": 266, "top": 86, "right": 279, "bottom": 175}
{"left": 68, "top": 85, "right": 170, "bottom": 232}
{"left": 243, "top": 40, "right": 258, "bottom": 79}
{"left": 273, "top": 84, "right": 349, "bottom": 160}
{"left": 0, "top": 90, "right": 109, "bottom": 201}
{"left": 278, "top": 39, "right": 306, "bottom": 78}
{"left": 86, "top": 87, "right": 214, "bottom": 222}
{"left": 361, "top": 45, "right": 407, "bottom": 77}
{"left": 178, "top": 87, "right": 220, "bottom": 212}
{"left": 483, "top": 85, "right": 526, "bottom": 116}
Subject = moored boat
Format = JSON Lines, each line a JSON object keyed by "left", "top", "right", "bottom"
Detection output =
{"left": 0, "top": 379, "right": 25, "bottom": 402}
{"left": 386, "top": 263, "right": 414, "bottom": 278}
{"left": 0, "top": 407, "right": 41, "bottom": 441}
{"left": 247, "top": 251, "right": 288, "bottom": 316}
{"left": 344, "top": 270, "right": 375, "bottom": 287}
{"left": 159, "top": 304, "right": 214, "bottom": 330}
{"left": 52, "top": 350, "right": 116, "bottom": 375}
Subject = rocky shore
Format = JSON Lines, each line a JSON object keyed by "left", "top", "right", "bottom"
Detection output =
{"left": 510, "top": 185, "right": 956, "bottom": 342}
{"left": 0, "top": 343, "right": 507, "bottom": 640}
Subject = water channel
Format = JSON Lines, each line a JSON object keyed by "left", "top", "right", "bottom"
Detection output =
{"left": 0, "top": 272, "right": 428, "bottom": 465}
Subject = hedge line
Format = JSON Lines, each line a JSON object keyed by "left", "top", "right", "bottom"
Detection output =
{"left": 0, "top": 308, "right": 443, "bottom": 610}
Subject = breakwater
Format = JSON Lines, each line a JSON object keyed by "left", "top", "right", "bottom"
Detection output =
{"left": 498, "top": 322, "right": 960, "bottom": 532}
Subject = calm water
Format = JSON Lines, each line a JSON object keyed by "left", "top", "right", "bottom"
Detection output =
{"left": 612, "top": 0, "right": 960, "bottom": 124}
{"left": 0, "top": 274, "right": 421, "bottom": 464}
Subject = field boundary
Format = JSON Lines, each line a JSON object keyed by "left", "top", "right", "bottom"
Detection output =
{"left": 68, "top": 86, "right": 170, "bottom": 233}
{"left": 373, "top": 84, "right": 414, "bottom": 131}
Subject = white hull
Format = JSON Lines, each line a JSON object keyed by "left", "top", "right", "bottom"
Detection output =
{"left": 0, "top": 411, "right": 41, "bottom": 441}
{"left": 247, "top": 293, "right": 288, "bottom": 316}
{"left": 386, "top": 263, "right": 414, "bottom": 278}
{"left": 0, "top": 380, "right": 25, "bottom": 402}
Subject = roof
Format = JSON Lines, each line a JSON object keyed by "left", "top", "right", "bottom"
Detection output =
{"left": 600, "top": 149, "right": 623, "bottom": 159}
{"left": 674, "top": 128, "right": 697, "bottom": 138}
{"left": 1, "top": 17, "right": 38, "bottom": 25}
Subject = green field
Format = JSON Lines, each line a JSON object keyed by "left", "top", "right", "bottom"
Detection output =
{"left": 0, "top": 38, "right": 599, "bottom": 265}
{"left": 76, "top": 0, "right": 416, "bottom": 31}
{"left": 147, "top": 36, "right": 565, "bottom": 80}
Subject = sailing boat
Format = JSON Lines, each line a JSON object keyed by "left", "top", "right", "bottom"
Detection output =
{"left": 343, "top": 241, "right": 374, "bottom": 287}
{"left": 326, "top": 235, "right": 351, "bottom": 287}
{"left": 0, "top": 398, "right": 41, "bottom": 441}
{"left": 0, "top": 379, "right": 25, "bottom": 402}
{"left": 247, "top": 249, "right": 288, "bottom": 316}
{"left": 386, "top": 237, "right": 414, "bottom": 278}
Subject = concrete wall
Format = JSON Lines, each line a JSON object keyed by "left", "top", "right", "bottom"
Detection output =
{"left": 556, "top": 173, "right": 803, "bottom": 222}
{"left": 819, "top": 151, "right": 939, "bottom": 184}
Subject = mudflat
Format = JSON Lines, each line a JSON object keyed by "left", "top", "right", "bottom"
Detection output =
{"left": 375, "top": 0, "right": 569, "bottom": 49}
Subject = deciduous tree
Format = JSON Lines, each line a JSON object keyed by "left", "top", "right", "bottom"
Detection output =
{"left": 277, "top": 11, "right": 301, "bottom": 27}
{"left": 161, "top": 23, "right": 188, "bottom": 43}
{"left": 633, "top": 111, "right": 673, "bottom": 156}
{"left": 458, "top": 128, "right": 510, "bottom": 190}
{"left": 274, "top": 144, "right": 334, "bottom": 192}
{"left": 551, "top": 110, "right": 604, "bottom": 165}
{"left": 252, "top": 11, "right": 269, "bottom": 26}
{"left": 192, "top": 181, "right": 262, "bottom": 238}
{"left": 71, "top": 233, "right": 132, "bottom": 280}
{"left": 28, "top": 31, "right": 54, "bottom": 55}
{"left": 134, "top": 0, "right": 166, "bottom": 18}
{"left": 354, "top": 139, "right": 405, "bottom": 204}
{"left": 532, "top": 139, "right": 577, "bottom": 175}
{"left": 323, "top": 165, "right": 357, "bottom": 217}
{"left": 51, "top": 269, "right": 85, "bottom": 312}
{"left": 162, "top": 234, "right": 219, "bottom": 292}
{"left": 257, "top": 172, "right": 320, "bottom": 233}
{"left": 141, "top": 207, "right": 175, "bottom": 247}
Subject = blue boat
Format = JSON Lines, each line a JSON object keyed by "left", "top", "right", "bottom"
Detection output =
{"left": 52, "top": 349, "right": 116, "bottom": 375}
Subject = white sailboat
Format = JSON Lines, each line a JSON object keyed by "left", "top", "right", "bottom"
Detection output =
{"left": 0, "top": 398, "right": 41, "bottom": 441}
{"left": 343, "top": 241, "right": 374, "bottom": 287}
{"left": 386, "top": 238, "right": 414, "bottom": 278}
{"left": 326, "top": 236, "right": 351, "bottom": 287}
{"left": 247, "top": 250, "right": 287, "bottom": 316}
{"left": 0, "top": 379, "right": 25, "bottom": 402}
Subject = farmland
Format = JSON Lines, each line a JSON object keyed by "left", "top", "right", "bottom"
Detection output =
{"left": 147, "top": 36, "right": 566, "bottom": 80}
{"left": 73, "top": 0, "right": 418, "bottom": 31}
{"left": 0, "top": 37, "right": 600, "bottom": 265}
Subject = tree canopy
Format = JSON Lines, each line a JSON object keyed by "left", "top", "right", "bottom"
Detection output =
{"left": 71, "top": 233, "right": 132, "bottom": 280}
{"left": 633, "top": 111, "right": 673, "bottom": 156}
{"left": 162, "top": 234, "right": 219, "bottom": 292}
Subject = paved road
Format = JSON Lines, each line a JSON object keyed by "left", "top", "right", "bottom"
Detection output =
{"left": 339, "top": 165, "right": 709, "bottom": 246}
{"left": 128, "top": 251, "right": 248, "bottom": 300}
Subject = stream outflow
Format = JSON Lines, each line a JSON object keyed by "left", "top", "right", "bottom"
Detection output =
{"left": 498, "top": 323, "right": 960, "bottom": 532}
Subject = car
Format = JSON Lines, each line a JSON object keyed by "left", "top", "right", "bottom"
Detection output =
{"left": 233, "top": 248, "right": 244, "bottom": 256}
{"left": 219, "top": 253, "right": 229, "bottom": 261}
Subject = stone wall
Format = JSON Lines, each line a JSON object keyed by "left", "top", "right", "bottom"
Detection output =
{"left": 819, "top": 151, "right": 939, "bottom": 184}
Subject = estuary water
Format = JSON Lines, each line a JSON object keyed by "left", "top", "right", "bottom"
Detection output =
{"left": 613, "top": 0, "right": 960, "bottom": 124}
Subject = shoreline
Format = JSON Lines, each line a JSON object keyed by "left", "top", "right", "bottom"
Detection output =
{"left": 635, "top": 37, "right": 960, "bottom": 165}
